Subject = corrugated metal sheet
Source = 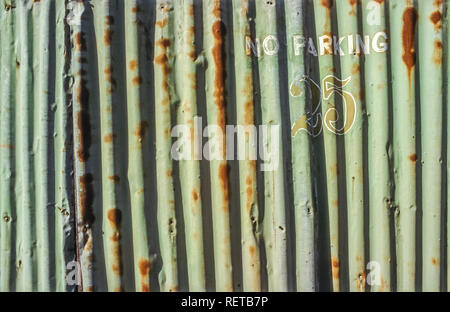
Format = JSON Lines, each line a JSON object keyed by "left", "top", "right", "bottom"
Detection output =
{"left": 0, "top": 0, "right": 449, "bottom": 292}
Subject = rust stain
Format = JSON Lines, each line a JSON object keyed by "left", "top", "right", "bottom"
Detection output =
{"left": 218, "top": 163, "right": 230, "bottom": 212}
{"left": 105, "top": 15, "right": 114, "bottom": 25}
{"left": 75, "top": 32, "right": 86, "bottom": 51}
{"left": 167, "top": 169, "right": 173, "bottom": 177}
{"left": 434, "top": 0, "right": 443, "bottom": 7}
{"left": 356, "top": 272, "right": 366, "bottom": 291}
{"left": 432, "top": 39, "right": 443, "bottom": 65}
{"left": 401, "top": 7, "right": 418, "bottom": 82}
{"left": 192, "top": 189, "right": 199, "bottom": 202}
{"left": 321, "top": 0, "right": 332, "bottom": 9}
{"left": 409, "top": 153, "right": 417, "bottom": 162}
{"left": 0, "top": 144, "right": 14, "bottom": 150}
{"left": 129, "top": 59, "right": 138, "bottom": 71}
{"left": 351, "top": 64, "right": 360, "bottom": 74}
{"left": 212, "top": 20, "right": 227, "bottom": 135}
{"left": 107, "top": 209, "right": 122, "bottom": 229}
{"left": 249, "top": 245, "right": 255, "bottom": 258}
{"left": 104, "top": 29, "right": 112, "bottom": 46}
{"left": 104, "top": 133, "right": 114, "bottom": 143}
{"left": 331, "top": 257, "right": 339, "bottom": 279}
{"left": 79, "top": 174, "right": 95, "bottom": 226}
{"left": 134, "top": 121, "right": 149, "bottom": 140}
{"left": 76, "top": 79, "right": 91, "bottom": 162}
{"left": 430, "top": 10, "right": 442, "bottom": 31}
{"left": 349, "top": 0, "right": 357, "bottom": 5}
{"left": 155, "top": 38, "right": 172, "bottom": 93}
{"left": 138, "top": 258, "right": 151, "bottom": 292}
{"left": 432, "top": 257, "right": 439, "bottom": 266}
{"left": 156, "top": 18, "right": 168, "bottom": 28}
{"left": 108, "top": 175, "right": 120, "bottom": 183}
{"left": 132, "top": 6, "right": 141, "bottom": 14}
{"left": 132, "top": 76, "right": 142, "bottom": 86}
{"left": 374, "top": 0, "right": 384, "bottom": 3}
{"left": 330, "top": 163, "right": 338, "bottom": 176}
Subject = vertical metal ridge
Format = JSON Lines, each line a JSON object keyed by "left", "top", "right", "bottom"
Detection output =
{"left": 0, "top": 0, "right": 16, "bottom": 292}
{"left": 15, "top": 0, "right": 35, "bottom": 292}
{"left": 232, "top": 0, "right": 262, "bottom": 292}
{"left": 203, "top": 0, "right": 233, "bottom": 292}
{"left": 336, "top": 0, "right": 365, "bottom": 292}
{"left": 255, "top": 0, "right": 288, "bottom": 292}
{"left": 285, "top": 0, "right": 316, "bottom": 292}
{"left": 362, "top": 0, "right": 392, "bottom": 292}
{"left": 123, "top": 0, "right": 151, "bottom": 292}
{"left": 390, "top": 0, "right": 417, "bottom": 291}
{"left": 94, "top": 0, "right": 124, "bottom": 292}
{"left": 154, "top": 0, "right": 179, "bottom": 292}
{"left": 419, "top": 0, "right": 443, "bottom": 292}
{"left": 313, "top": 0, "right": 340, "bottom": 292}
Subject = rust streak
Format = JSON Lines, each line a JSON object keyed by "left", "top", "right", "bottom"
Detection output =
{"left": 401, "top": 7, "right": 418, "bottom": 82}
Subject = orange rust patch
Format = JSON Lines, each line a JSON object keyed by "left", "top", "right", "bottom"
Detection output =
{"left": 321, "top": 0, "right": 332, "bottom": 9}
{"left": 108, "top": 175, "right": 120, "bottom": 183}
{"left": 192, "top": 189, "right": 199, "bottom": 202}
{"left": 331, "top": 257, "right": 339, "bottom": 279}
{"left": 330, "top": 163, "right": 338, "bottom": 176}
{"left": 351, "top": 64, "right": 360, "bottom": 74}
{"left": 156, "top": 18, "right": 168, "bottom": 28}
{"left": 132, "top": 6, "right": 141, "bottom": 13}
{"left": 155, "top": 38, "right": 172, "bottom": 93}
{"left": 433, "top": 40, "right": 443, "bottom": 65}
{"left": 75, "top": 32, "right": 86, "bottom": 51}
{"left": 430, "top": 10, "right": 442, "bottom": 31}
{"left": 79, "top": 174, "right": 95, "bottom": 226}
{"left": 104, "top": 133, "right": 114, "bottom": 143}
{"left": 401, "top": 7, "right": 418, "bottom": 82}
{"left": 434, "top": 0, "right": 443, "bottom": 7}
{"left": 409, "top": 153, "right": 417, "bottom": 162}
{"left": 188, "top": 4, "right": 194, "bottom": 16}
{"left": 218, "top": 163, "right": 230, "bottom": 212}
{"left": 138, "top": 258, "right": 151, "bottom": 292}
{"left": 349, "top": 0, "right": 357, "bottom": 5}
{"left": 129, "top": 59, "right": 138, "bottom": 71}
{"left": 332, "top": 199, "right": 339, "bottom": 207}
{"left": 249, "top": 245, "right": 255, "bottom": 257}
{"left": 105, "top": 16, "right": 114, "bottom": 25}
{"left": 212, "top": 20, "right": 226, "bottom": 133}
{"left": 167, "top": 169, "right": 173, "bottom": 177}
{"left": 0, "top": 144, "right": 14, "bottom": 150}
{"left": 134, "top": 121, "right": 149, "bottom": 140}
{"left": 374, "top": 0, "right": 384, "bottom": 3}
{"left": 132, "top": 76, "right": 142, "bottom": 86}
{"left": 432, "top": 257, "right": 439, "bottom": 266}
{"left": 107, "top": 209, "right": 122, "bottom": 229}
{"left": 104, "top": 29, "right": 112, "bottom": 46}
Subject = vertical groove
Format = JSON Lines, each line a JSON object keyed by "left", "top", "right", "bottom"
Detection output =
{"left": 15, "top": 0, "right": 35, "bottom": 292}
{"left": 255, "top": 0, "right": 288, "bottom": 292}
{"left": 313, "top": 0, "right": 340, "bottom": 292}
{"left": 123, "top": 0, "right": 151, "bottom": 292}
{"left": 154, "top": 0, "right": 179, "bottom": 292}
{"left": 285, "top": 0, "right": 316, "bottom": 292}
{"left": 419, "top": 0, "right": 443, "bottom": 292}
{"left": 94, "top": 0, "right": 124, "bottom": 292}
{"left": 173, "top": 0, "right": 206, "bottom": 291}
{"left": 232, "top": 0, "right": 261, "bottom": 292}
{"left": 336, "top": 0, "right": 365, "bottom": 292}
{"left": 203, "top": 0, "right": 233, "bottom": 291}
{"left": 0, "top": 0, "right": 15, "bottom": 292}
{"left": 362, "top": 0, "right": 391, "bottom": 292}
{"left": 390, "top": 0, "right": 417, "bottom": 292}
{"left": 34, "top": 0, "right": 51, "bottom": 292}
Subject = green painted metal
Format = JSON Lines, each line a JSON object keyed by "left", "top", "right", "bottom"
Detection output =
{"left": 0, "top": 0, "right": 450, "bottom": 292}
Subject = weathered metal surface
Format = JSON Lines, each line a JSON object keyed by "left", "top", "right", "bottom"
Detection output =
{"left": 0, "top": 0, "right": 450, "bottom": 292}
